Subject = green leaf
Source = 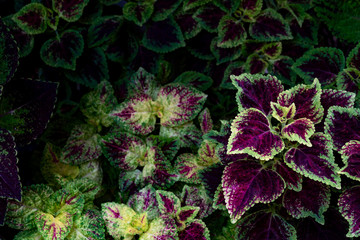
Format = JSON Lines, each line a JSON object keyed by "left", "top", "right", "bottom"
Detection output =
{"left": 174, "top": 71, "right": 213, "bottom": 91}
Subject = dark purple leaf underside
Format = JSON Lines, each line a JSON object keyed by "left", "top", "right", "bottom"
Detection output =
{"left": 325, "top": 107, "right": 360, "bottom": 151}
{"left": 143, "top": 17, "right": 185, "bottom": 53}
{"left": 65, "top": 47, "right": 109, "bottom": 88}
{"left": 40, "top": 30, "right": 84, "bottom": 70}
{"left": 178, "top": 220, "right": 209, "bottom": 240}
{"left": 231, "top": 73, "right": 284, "bottom": 115}
{"left": 0, "top": 79, "right": 58, "bottom": 145}
{"left": 228, "top": 108, "right": 284, "bottom": 160}
{"left": 339, "top": 186, "right": 360, "bottom": 237}
{"left": 0, "top": 18, "right": 19, "bottom": 85}
{"left": 237, "top": 211, "right": 296, "bottom": 240}
{"left": 194, "top": 4, "right": 226, "bottom": 33}
{"left": 222, "top": 160, "right": 285, "bottom": 222}
{"left": 275, "top": 161, "right": 302, "bottom": 191}
{"left": 271, "top": 57, "right": 296, "bottom": 86}
{"left": 292, "top": 47, "right": 345, "bottom": 85}
{"left": 283, "top": 178, "right": 330, "bottom": 224}
{"left": 250, "top": 8, "right": 292, "bottom": 41}
{"left": 0, "top": 129, "right": 21, "bottom": 201}
{"left": 284, "top": 133, "right": 341, "bottom": 189}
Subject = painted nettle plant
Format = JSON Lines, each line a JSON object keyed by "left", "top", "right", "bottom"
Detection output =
{"left": 2, "top": 0, "right": 360, "bottom": 239}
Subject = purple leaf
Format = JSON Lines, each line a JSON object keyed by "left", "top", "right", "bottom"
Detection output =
{"left": 0, "top": 18, "right": 18, "bottom": 84}
{"left": 111, "top": 94, "right": 156, "bottom": 135}
{"left": 217, "top": 15, "right": 246, "bottom": 48}
{"left": 156, "top": 190, "right": 181, "bottom": 217}
{"left": 237, "top": 210, "right": 296, "bottom": 240}
{"left": 210, "top": 38, "right": 243, "bottom": 65}
{"left": 212, "top": 184, "right": 226, "bottom": 210}
{"left": 347, "top": 42, "right": 360, "bottom": 70}
{"left": 277, "top": 78, "right": 323, "bottom": 124}
{"left": 181, "top": 185, "right": 214, "bottom": 219}
{"left": 275, "top": 161, "right": 302, "bottom": 191}
{"left": 283, "top": 178, "right": 330, "bottom": 224}
{"left": 146, "top": 135, "right": 180, "bottom": 161}
{"left": 156, "top": 84, "right": 207, "bottom": 127}
{"left": 220, "top": 61, "right": 246, "bottom": 90}
{"left": 282, "top": 118, "right": 315, "bottom": 147}
{"left": 178, "top": 219, "right": 210, "bottom": 240}
{"left": 175, "top": 11, "right": 202, "bottom": 40}
{"left": 339, "top": 140, "right": 360, "bottom": 181}
{"left": 231, "top": 73, "right": 284, "bottom": 115}
{"left": 12, "top": 3, "right": 47, "bottom": 34}
{"left": 214, "top": 0, "right": 241, "bottom": 14}
{"left": 198, "top": 163, "right": 225, "bottom": 198}
{"left": 249, "top": 8, "right": 293, "bottom": 41}
{"left": 240, "top": 0, "right": 263, "bottom": 19}
{"left": 61, "top": 124, "right": 102, "bottom": 165}
{"left": 261, "top": 42, "right": 282, "bottom": 59}
{"left": 176, "top": 153, "right": 202, "bottom": 184}
{"left": 227, "top": 108, "right": 284, "bottom": 160}
{"left": 292, "top": 47, "right": 345, "bottom": 85}
{"left": 0, "top": 129, "right": 21, "bottom": 201}
{"left": 284, "top": 133, "right": 341, "bottom": 189}
{"left": 222, "top": 160, "right": 285, "bottom": 222}
{"left": 244, "top": 53, "right": 268, "bottom": 74}
{"left": 52, "top": 0, "right": 90, "bottom": 22}
{"left": 270, "top": 56, "right": 297, "bottom": 86}
{"left": 324, "top": 106, "right": 360, "bottom": 151}
{"left": 40, "top": 29, "right": 84, "bottom": 70}
{"left": 142, "top": 17, "right": 185, "bottom": 53}
{"left": 198, "top": 108, "right": 213, "bottom": 134}
{"left": 152, "top": 0, "right": 183, "bottom": 21}
{"left": 87, "top": 15, "right": 123, "bottom": 48}
{"left": 193, "top": 4, "right": 226, "bottom": 33}
{"left": 270, "top": 102, "right": 296, "bottom": 123}
{"left": 339, "top": 186, "right": 360, "bottom": 237}
{"left": 0, "top": 79, "right": 58, "bottom": 145}
{"left": 336, "top": 68, "right": 360, "bottom": 98}
{"left": 0, "top": 198, "right": 7, "bottom": 225}
{"left": 177, "top": 206, "right": 199, "bottom": 226}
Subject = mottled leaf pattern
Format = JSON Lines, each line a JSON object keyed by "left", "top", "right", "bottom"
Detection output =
{"left": 127, "top": 185, "right": 159, "bottom": 221}
{"left": 139, "top": 216, "right": 177, "bottom": 240}
{"left": 156, "top": 190, "right": 181, "bottom": 217}
{"left": 181, "top": 185, "right": 214, "bottom": 219}
{"left": 67, "top": 209, "right": 105, "bottom": 240}
{"left": 128, "top": 67, "right": 159, "bottom": 99}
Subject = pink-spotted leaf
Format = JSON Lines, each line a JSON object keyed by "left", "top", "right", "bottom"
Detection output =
{"left": 283, "top": 178, "right": 330, "bottom": 224}
{"left": 284, "top": 133, "right": 341, "bottom": 189}
{"left": 222, "top": 160, "right": 285, "bottom": 223}
{"left": 227, "top": 108, "right": 284, "bottom": 160}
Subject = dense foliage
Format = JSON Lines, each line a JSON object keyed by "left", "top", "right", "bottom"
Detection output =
{"left": 1, "top": 0, "right": 360, "bottom": 239}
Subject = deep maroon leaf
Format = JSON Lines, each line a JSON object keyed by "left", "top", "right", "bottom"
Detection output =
{"left": 178, "top": 220, "right": 210, "bottom": 240}
{"left": 217, "top": 15, "right": 246, "bottom": 48}
{"left": 339, "top": 186, "right": 360, "bottom": 237}
{"left": 175, "top": 11, "right": 202, "bottom": 40}
{"left": 222, "top": 160, "right": 285, "bottom": 222}
{"left": 339, "top": 140, "right": 360, "bottom": 181}
{"left": 275, "top": 161, "right": 302, "bottom": 191}
{"left": 87, "top": 15, "right": 123, "bottom": 48}
{"left": 187, "top": 31, "right": 215, "bottom": 60}
{"left": 283, "top": 178, "right": 330, "bottom": 224}
{"left": 231, "top": 73, "right": 284, "bottom": 115}
{"left": 220, "top": 61, "right": 245, "bottom": 90}
{"left": 237, "top": 210, "right": 296, "bottom": 240}
{"left": 193, "top": 4, "right": 226, "bottom": 33}
{"left": 0, "top": 129, "right": 21, "bottom": 201}
{"left": 270, "top": 57, "right": 296, "bottom": 86}
{"left": 0, "top": 79, "right": 58, "bottom": 145}
{"left": 244, "top": 53, "right": 268, "bottom": 74}
{"left": 198, "top": 163, "right": 224, "bottom": 198}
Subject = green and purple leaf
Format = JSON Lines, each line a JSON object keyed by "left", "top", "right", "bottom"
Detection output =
{"left": 214, "top": 0, "right": 241, "bottom": 14}
{"left": 0, "top": 198, "right": 7, "bottom": 226}
{"left": 0, "top": 129, "right": 21, "bottom": 201}
{"left": 227, "top": 108, "right": 284, "bottom": 160}
{"left": 52, "top": 0, "right": 90, "bottom": 22}
{"left": 198, "top": 163, "right": 225, "bottom": 198}
{"left": 34, "top": 211, "right": 73, "bottom": 240}
{"left": 156, "top": 84, "right": 207, "bottom": 127}
{"left": 220, "top": 61, "right": 245, "bottom": 90}
{"left": 217, "top": 15, "right": 246, "bottom": 48}
{"left": 176, "top": 153, "right": 202, "bottom": 184}
{"left": 123, "top": 1, "right": 154, "bottom": 27}
{"left": 128, "top": 67, "right": 159, "bottom": 99}
{"left": 146, "top": 135, "right": 180, "bottom": 161}
{"left": 183, "top": 0, "right": 212, "bottom": 11}
{"left": 270, "top": 102, "right": 296, "bottom": 123}
{"left": 177, "top": 206, "right": 199, "bottom": 225}
{"left": 249, "top": 8, "right": 293, "bottom": 41}
{"left": 240, "top": 0, "right": 263, "bottom": 20}
{"left": 160, "top": 122, "right": 202, "bottom": 148}
{"left": 40, "top": 30, "right": 84, "bottom": 70}
{"left": 277, "top": 78, "right": 323, "bottom": 124}
{"left": 101, "top": 131, "right": 145, "bottom": 170}
{"left": 283, "top": 178, "right": 330, "bottom": 224}
{"left": 174, "top": 71, "right": 213, "bottom": 91}
{"left": 111, "top": 94, "right": 156, "bottom": 135}
{"left": 292, "top": 47, "right": 345, "bottom": 85}
{"left": 0, "top": 18, "right": 19, "bottom": 84}
{"left": 0, "top": 79, "right": 58, "bottom": 145}
{"left": 244, "top": 53, "right": 268, "bottom": 74}
{"left": 237, "top": 210, "right": 296, "bottom": 240}
{"left": 139, "top": 216, "right": 178, "bottom": 240}
{"left": 210, "top": 38, "right": 243, "bottom": 64}
{"left": 128, "top": 185, "right": 159, "bottom": 221}
{"left": 231, "top": 73, "right": 284, "bottom": 115}
{"left": 261, "top": 42, "right": 282, "bottom": 59}
{"left": 61, "top": 124, "right": 102, "bottom": 165}
{"left": 198, "top": 108, "right": 213, "bottom": 134}
{"left": 178, "top": 219, "right": 210, "bottom": 240}
{"left": 212, "top": 184, "right": 226, "bottom": 210}
{"left": 284, "top": 133, "right": 341, "bottom": 189}
{"left": 336, "top": 68, "right": 360, "bottom": 97}
{"left": 193, "top": 4, "right": 226, "bottom": 33}
{"left": 347, "top": 42, "right": 360, "bottom": 70}
{"left": 64, "top": 47, "right": 109, "bottom": 88}
{"left": 175, "top": 11, "right": 202, "bottom": 40}
{"left": 270, "top": 57, "right": 296, "bottom": 86}
{"left": 152, "top": 0, "right": 183, "bottom": 22}
{"left": 275, "top": 161, "right": 302, "bottom": 191}
{"left": 156, "top": 190, "right": 181, "bottom": 217}
{"left": 339, "top": 186, "right": 360, "bottom": 237}
{"left": 222, "top": 160, "right": 285, "bottom": 223}
{"left": 181, "top": 185, "right": 214, "bottom": 219}
{"left": 339, "top": 140, "right": 360, "bottom": 181}
{"left": 324, "top": 106, "right": 360, "bottom": 151}
{"left": 67, "top": 209, "right": 105, "bottom": 240}
{"left": 282, "top": 118, "right": 315, "bottom": 147}
{"left": 87, "top": 15, "right": 123, "bottom": 48}
{"left": 142, "top": 17, "right": 185, "bottom": 53}
{"left": 12, "top": 3, "right": 47, "bottom": 34}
